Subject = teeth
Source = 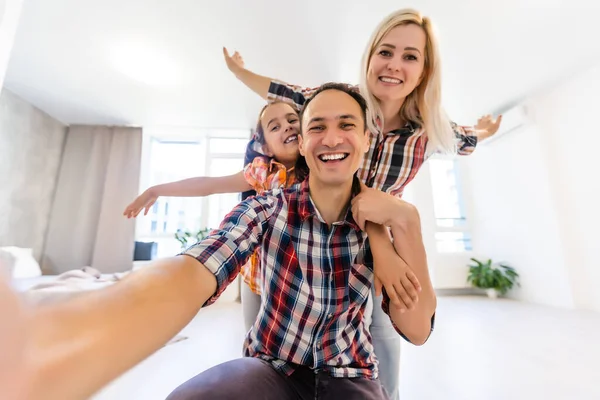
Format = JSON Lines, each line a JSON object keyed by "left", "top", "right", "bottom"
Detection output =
{"left": 380, "top": 77, "right": 401, "bottom": 84}
{"left": 319, "top": 153, "right": 348, "bottom": 161}
{"left": 284, "top": 135, "right": 298, "bottom": 144}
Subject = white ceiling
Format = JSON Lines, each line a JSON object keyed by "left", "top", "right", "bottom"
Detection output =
{"left": 4, "top": 0, "right": 600, "bottom": 130}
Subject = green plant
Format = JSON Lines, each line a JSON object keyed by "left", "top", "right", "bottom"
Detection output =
{"left": 467, "top": 258, "right": 520, "bottom": 295}
{"left": 174, "top": 228, "right": 211, "bottom": 250}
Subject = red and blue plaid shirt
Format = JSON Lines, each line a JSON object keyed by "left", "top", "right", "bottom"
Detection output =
{"left": 184, "top": 178, "right": 385, "bottom": 379}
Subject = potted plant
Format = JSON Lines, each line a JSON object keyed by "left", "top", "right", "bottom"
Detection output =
{"left": 466, "top": 258, "right": 520, "bottom": 299}
{"left": 174, "top": 227, "right": 211, "bottom": 250}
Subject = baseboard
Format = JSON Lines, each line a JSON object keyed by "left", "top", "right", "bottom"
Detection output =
{"left": 435, "top": 287, "right": 483, "bottom": 296}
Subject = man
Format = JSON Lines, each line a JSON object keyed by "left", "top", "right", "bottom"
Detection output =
{"left": 1, "top": 83, "right": 435, "bottom": 400}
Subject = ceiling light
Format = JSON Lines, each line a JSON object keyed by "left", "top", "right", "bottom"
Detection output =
{"left": 110, "top": 41, "right": 180, "bottom": 87}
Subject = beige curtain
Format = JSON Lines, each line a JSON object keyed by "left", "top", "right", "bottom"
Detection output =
{"left": 42, "top": 126, "right": 142, "bottom": 274}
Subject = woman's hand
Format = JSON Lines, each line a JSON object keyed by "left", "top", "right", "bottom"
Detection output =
{"left": 351, "top": 181, "right": 418, "bottom": 231}
{"left": 475, "top": 114, "right": 503, "bottom": 141}
{"left": 223, "top": 47, "right": 245, "bottom": 75}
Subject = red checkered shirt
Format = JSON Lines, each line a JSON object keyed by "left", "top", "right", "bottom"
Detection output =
{"left": 183, "top": 178, "right": 384, "bottom": 379}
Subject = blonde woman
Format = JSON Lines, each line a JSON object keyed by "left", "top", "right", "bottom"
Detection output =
{"left": 223, "top": 8, "right": 502, "bottom": 399}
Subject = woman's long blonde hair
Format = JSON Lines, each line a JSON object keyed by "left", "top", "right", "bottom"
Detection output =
{"left": 359, "top": 8, "right": 456, "bottom": 154}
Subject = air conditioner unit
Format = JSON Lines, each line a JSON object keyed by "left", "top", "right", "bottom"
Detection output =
{"left": 481, "top": 104, "right": 530, "bottom": 145}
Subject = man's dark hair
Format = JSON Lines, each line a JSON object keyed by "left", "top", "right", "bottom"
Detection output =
{"left": 299, "top": 83, "right": 368, "bottom": 130}
{"left": 295, "top": 83, "right": 369, "bottom": 182}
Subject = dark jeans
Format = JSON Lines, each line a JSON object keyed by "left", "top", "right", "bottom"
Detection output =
{"left": 166, "top": 357, "right": 390, "bottom": 400}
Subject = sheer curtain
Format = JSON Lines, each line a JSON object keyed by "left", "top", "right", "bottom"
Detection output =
{"left": 42, "top": 126, "right": 142, "bottom": 274}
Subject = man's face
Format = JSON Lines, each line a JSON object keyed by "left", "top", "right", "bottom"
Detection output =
{"left": 299, "top": 89, "right": 369, "bottom": 187}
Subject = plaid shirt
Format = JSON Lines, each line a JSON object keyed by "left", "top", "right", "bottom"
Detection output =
{"left": 240, "top": 157, "right": 297, "bottom": 295}
{"left": 243, "top": 157, "right": 296, "bottom": 194}
{"left": 267, "top": 80, "right": 478, "bottom": 197}
{"left": 183, "top": 178, "right": 382, "bottom": 379}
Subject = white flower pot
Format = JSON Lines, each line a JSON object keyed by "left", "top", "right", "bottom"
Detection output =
{"left": 486, "top": 288, "right": 498, "bottom": 299}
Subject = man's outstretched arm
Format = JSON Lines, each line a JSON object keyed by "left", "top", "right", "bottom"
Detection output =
{"left": 25, "top": 255, "right": 216, "bottom": 400}
{"left": 4, "top": 193, "right": 273, "bottom": 400}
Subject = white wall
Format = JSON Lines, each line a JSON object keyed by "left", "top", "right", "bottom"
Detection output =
{"left": 462, "top": 62, "right": 600, "bottom": 311}
{"left": 0, "top": 89, "right": 67, "bottom": 262}
{"left": 0, "top": 0, "right": 23, "bottom": 88}
{"left": 462, "top": 122, "right": 573, "bottom": 308}
{"left": 531, "top": 63, "right": 600, "bottom": 311}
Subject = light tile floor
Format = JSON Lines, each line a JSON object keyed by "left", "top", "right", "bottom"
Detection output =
{"left": 93, "top": 296, "right": 600, "bottom": 400}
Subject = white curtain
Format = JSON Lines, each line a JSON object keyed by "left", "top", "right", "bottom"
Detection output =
{"left": 42, "top": 126, "right": 142, "bottom": 274}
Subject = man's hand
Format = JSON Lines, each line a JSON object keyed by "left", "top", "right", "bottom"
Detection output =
{"left": 0, "top": 274, "right": 30, "bottom": 400}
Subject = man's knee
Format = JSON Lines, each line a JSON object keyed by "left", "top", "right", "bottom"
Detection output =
{"left": 166, "top": 377, "right": 221, "bottom": 400}
{"left": 166, "top": 357, "right": 285, "bottom": 400}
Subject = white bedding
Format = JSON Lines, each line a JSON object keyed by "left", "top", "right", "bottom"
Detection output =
{"left": 11, "top": 275, "right": 60, "bottom": 292}
{"left": 10, "top": 266, "right": 188, "bottom": 346}
{"left": 11, "top": 267, "right": 124, "bottom": 304}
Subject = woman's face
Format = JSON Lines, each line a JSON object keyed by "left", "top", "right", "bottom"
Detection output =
{"left": 260, "top": 103, "right": 300, "bottom": 166}
{"left": 367, "top": 23, "right": 427, "bottom": 106}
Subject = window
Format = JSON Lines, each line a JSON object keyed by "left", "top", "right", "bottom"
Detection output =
{"left": 428, "top": 158, "right": 471, "bottom": 253}
{"left": 136, "top": 131, "right": 248, "bottom": 259}
{"left": 136, "top": 139, "right": 206, "bottom": 244}
{"left": 209, "top": 138, "right": 249, "bottom": 154}
{"left": 429, "top": 158, "right": 466, "bottom": 227}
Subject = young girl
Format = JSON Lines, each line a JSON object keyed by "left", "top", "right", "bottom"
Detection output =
{"left": 222, "top": 8, "right": 502, "bottom": 399}
{"left": 124, "top": 102, "right": 299, "bottom": 220}
{"left": 124, "top": 101, "right": 303, "bottom": 330}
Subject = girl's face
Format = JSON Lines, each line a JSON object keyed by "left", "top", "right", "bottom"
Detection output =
{"left": 367, "top": 23, "right": 426, "bottom": 106}
{"left": 260, "top": 102, "right": 300, "bottom": 167}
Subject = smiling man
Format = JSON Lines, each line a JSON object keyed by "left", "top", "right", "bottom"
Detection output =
{"left": 165, "top": 83, "right": 432, "bottom": 400}
{"left": 1, "top": 83, "right": 433, "bottom": 400}
{"left": 166, "top": 84, "right": 388, "bottom": 399}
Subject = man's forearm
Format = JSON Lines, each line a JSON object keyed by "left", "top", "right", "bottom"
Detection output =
{"left": 388, "top": 219, "right": 437, "bottom": 345}
{"left": 26, "top": 255, "right": 216, "bottom": 400}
